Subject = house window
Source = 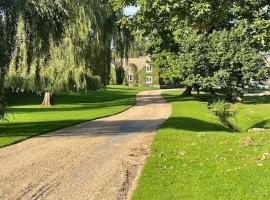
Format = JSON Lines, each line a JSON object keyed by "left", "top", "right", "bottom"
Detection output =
{"left": 128, "top": 75, "right": 132, "bottom": 81}
{"left": 145, "top": 64, "right": 152, "bottom": 73}
{"left": 146, "top": 76, "right": 153, "bottom": 84}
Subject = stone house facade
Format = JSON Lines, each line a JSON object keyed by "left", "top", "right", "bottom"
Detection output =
{"left": 123, "top": 56, "right": 160, "bottom": 87}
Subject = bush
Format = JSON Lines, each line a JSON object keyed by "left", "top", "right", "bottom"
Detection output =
{"left": 211, "top": 100, "right": 235, "bottom": 121}
{"left": 86, "top": 76, "right": 102, "bottom": 90}
{"left": 110, "top": 65, "right": 117, "bottom": 85}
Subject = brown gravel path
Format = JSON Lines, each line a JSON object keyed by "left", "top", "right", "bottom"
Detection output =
{"left": 0, "top": 90, "right": 172, "bottom": 200}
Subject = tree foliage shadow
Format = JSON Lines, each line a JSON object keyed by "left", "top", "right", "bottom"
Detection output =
{"left": 0, "top": 116, "right": 231, "bottom": 144}
{"left": 249, "top": 120, "right": 270, "bottom": 129}
{"left": 243, "top": 95, "right": 270, "bottom": 105}
{"left": 6, "top": 90, "right": 138, "bottom": 107}
{"left": 162, "top": 93, "right": 211, "bottom": 104}
{"left": 0, "top": 118, "right": 167, "bottom": 140}
{"left": 6, "top": 99, "right": 135, "bottom": 113}
{"left": 160, "top": 117, "right": 231, "bottom": 132}
{"left": 6, "top": 94, "right": 167, "bottom": 114}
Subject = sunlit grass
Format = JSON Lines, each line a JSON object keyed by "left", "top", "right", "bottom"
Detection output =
{"left": 133, "top": 91, "right": 270, "bottom": 200}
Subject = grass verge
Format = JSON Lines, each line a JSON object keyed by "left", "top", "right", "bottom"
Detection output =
{"left": 133, "top": 91, "right": 270, "bottom": 200}
{"left": 0, "top": 85, "right": 150, "bottom": 147}
{"left": 229, "top": 95, "right": 270, "bottom": 132}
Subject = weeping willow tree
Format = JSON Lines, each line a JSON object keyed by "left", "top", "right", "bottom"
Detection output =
{"left": 0, "top": 0, "right": 69, "bottom": 116}
{"left": 4, "top": 0, "right": 131, "bottom": 106}
{"left": 0, "top": 16, "right": 7, "bottom": 118}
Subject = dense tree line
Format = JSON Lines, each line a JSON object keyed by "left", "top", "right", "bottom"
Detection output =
{"left": 115, "top": 0, "right": 270, "bottom": 102}
{"left": 0, "top": 0, "right": 130, "bottom": 117}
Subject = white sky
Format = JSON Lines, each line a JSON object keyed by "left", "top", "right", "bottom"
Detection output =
{"left": 124, "top": 6, "right": 139, "bottom": 16}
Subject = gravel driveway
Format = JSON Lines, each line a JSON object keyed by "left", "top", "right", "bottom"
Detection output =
{"left": 0, "top": 90, "right": 172, "bottom": 200}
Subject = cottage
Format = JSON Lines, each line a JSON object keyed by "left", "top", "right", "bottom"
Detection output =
{"left": 122, "top": 56, "right": 160, "bottom": 87}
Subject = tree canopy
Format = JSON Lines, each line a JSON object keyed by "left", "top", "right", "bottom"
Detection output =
{"left": 0, "top": 0, "right": 132, "bottom": 115}
{"left": 115, "top": 0, "right": 270, "bottom": 101}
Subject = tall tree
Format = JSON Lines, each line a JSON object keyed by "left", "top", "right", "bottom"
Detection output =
{"left": 117, "top": 0, "right": 270, "bottom": 101}
{"left": 3, "top": 0, "right": 131, "bottom": 107}
{"left": 0, "top": 0, "right": 68, "bottom": 115}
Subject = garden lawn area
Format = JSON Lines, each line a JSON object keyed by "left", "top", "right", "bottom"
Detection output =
{"left": 0, "top": 85, "right": 150, "bottom": 147}
{"left": 133, "top": 91, "right": 270, "bottom": 200}
{"left": 229, "top": 95, "right": 270, "bottom": 132}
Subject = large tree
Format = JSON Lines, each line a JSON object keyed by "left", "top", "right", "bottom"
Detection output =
{"left": 156, "top": 24, "right": 268, "bottom": 101}
{"left": 2, "top": 0, "right": 131, "bottom": 107}
{"left": 0, "top": 0, "right": 69, "bottom": 115}
{"left": 117, "top": 0, "right": 270, "bottom": 101}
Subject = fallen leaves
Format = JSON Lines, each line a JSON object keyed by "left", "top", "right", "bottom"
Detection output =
{"left": 239, "top": 137, "right": 254, "bottom": 146}
{"left": 178, "top": 151, "right": 188, "bottom": 157}
{"left": 257, "top": 152, "right": 270, "bottom": 161}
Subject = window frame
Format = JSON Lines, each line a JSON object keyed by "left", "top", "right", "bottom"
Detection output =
{"left": 145, "top": 64, "right": 152, "bottom": 73}
{"left": 146, "top": 76, "right": 153, "bottom": 84}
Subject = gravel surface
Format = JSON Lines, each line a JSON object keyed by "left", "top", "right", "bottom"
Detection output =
{"left": 0, "top": 90, "right": 172, "bottom": 200}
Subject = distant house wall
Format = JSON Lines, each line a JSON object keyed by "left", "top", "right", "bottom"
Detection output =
{"left": 125, "top": 63, "right": 138, "bottom": 86}
{"left": 122, "top": 56, "right": 160, "bottom": 87}
{"left": 138, "top": 63, "right": 159, "bottom": 87}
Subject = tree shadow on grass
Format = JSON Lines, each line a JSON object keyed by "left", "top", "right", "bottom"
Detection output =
{"left": 0, "top": 117, "right": 231, "bottom": 144}
{"left": 249, "top": 120, "right": 270, "bottom": 129}
{"left": 6, "top": 99, "right": 135, "bottom": 114}
{"left": 162, "top": 93, "right": 211, "bottom": 104}
{"left": 0, "top": 118, "right": 168, "bottom": 146}
{"left": 6, "top": 90, "right": 138, "bottom": 107}
{"left": 6, "top": 94, "right": 168, "bottom": 114}
{"left": 160, "top": 117, "right": 231, "bottom": 132}
{"left": 244, "top": 95, "right": 270, "bottom": 105}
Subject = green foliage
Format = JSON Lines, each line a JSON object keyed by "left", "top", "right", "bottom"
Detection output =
{"left": 129, "top": 37, "right": 149, "bottom": 57}
{"left": 156, "top": 24, "right": 268, "bottom": 101}
{"left": 0, "top": 88, "right": 4, "bottom": 120}
{"left": 123, "top": 75, "right": 128, "bottom": 86}
{"left": 116, "top": 65, "right": 125, "bottom": 84}
{"left": 0, "top": 0, "right": 69, "bottom": 116}
{"left": 117, "top": 0, "right": 270, "bottom": 101}
{"left": 138, "top": 64, "right": 159, "bottom": 86}
{"left": 1, "top": 0, "right": 132, "bottom": 112}
{"left": 131, "top": 63, "right": 139, "bottom": 85}
{"left": 130, "top": 0, "right": 270, "bottom": 48}
{"left": 110, "top": 63, "right": 125, "bottom": 85}
{"left": 151, "top": 51, "right": 181, "bottom": 85}
{"left": 110, "top": 65, "right": 117, "bottom": 85}
{"left": 125, "top": 63, "right": 138, "bottom": 86}
{"left": 211, "top": 100, "right": 235, "bottom": 122}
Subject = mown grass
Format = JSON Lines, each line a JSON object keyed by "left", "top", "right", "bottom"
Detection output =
{"left": 0, "top": 85, "right": 150, "bottom": 147}
{"left": 133, "top": 91, "right": 270, "bottom": 200}
{"left": 229, "top": 95, "right": 270, "bottom": 132}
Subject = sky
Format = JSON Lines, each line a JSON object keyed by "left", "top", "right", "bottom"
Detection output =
{"left": 124, "top": 6, "right": 139, "bottom": 16}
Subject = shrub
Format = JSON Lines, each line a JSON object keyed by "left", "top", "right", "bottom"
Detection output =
{"left": 211, "top": 100, "right": 235, "bottom": 121}
{"left": 110, "top": 65, "right": 117, "bottom": 85}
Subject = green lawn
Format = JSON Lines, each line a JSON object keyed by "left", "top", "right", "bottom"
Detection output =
{"left": 229, "top": 95, "right": 270, "bottom": 132}
{"left": 133, "top": 91, "right": 270, "bottom": 200}
{"left": 0, "top": 85, "right": 150, "bottom": 147}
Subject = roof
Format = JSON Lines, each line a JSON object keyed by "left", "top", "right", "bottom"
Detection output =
{"left": 122, "top": 56, "right": 150, "bottom": 71}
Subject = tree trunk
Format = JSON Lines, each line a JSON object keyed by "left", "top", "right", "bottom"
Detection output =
{"left": 41, "top": 92, "right": 53, "bottom": 106}
{"left": 193, "top": 84, "right": 200, "bottom": 95}
{"left": 182, "top": 86, "right": 193, "bottom": 96}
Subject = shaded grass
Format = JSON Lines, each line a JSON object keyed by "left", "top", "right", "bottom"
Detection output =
{"left": 0, "top": 85, "right": 150, "bottom": 147}
{"left": 133, "top": 91, "right": 270, "bottom": 200}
